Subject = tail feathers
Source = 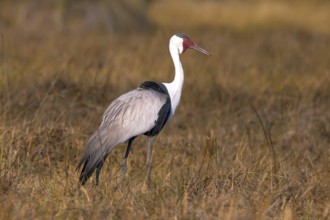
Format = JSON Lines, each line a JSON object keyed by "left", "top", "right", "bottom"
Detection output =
{"left": 77, "top": 154, "right": 107, "bottom": 185}
{"left": 76, "top": 125, "right": 116, "bottom": 185}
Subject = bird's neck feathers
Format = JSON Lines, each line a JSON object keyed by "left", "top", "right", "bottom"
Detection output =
{"left": 169, "top": 43, "right": 184, "bottom": 87}
{"left": 163, "top": 42, "right": 184, "bottom": 117}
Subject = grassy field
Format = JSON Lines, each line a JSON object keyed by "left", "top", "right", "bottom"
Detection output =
{"left": 1, "top": 1, "right": 330, "bottom": 220}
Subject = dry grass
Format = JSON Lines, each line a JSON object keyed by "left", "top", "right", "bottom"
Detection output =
{"left": 1, "top": 2, "right": 330, "bottom": 220}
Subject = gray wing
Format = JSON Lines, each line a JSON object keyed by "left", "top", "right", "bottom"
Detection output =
{"left": 101, "top": 87, "right": 169, "bottom": 139}
{"left": 77, "top": 87, "right": 170, "bottom": 184}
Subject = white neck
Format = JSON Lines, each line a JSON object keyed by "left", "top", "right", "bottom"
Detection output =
{"left": 163, "top": 41, "right": 184, "bottom": 118}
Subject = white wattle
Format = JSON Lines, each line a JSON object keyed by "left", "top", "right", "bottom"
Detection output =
{"left": 163, "top": 37, "right": 184, "bottom": 120}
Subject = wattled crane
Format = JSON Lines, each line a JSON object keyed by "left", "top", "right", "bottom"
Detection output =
{"left": 76, "top": 34, "right": 210, "bottom": 186}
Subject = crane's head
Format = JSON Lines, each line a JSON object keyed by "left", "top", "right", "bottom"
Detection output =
{"left": 170, "top": 34, "right": 210, "bottom": 56}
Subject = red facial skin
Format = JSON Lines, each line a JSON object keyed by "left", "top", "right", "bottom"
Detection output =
{"left": 181, "top": 37, "right": 211, "bottom": 56}
{"left": 182, "top": 38, "right": 194, "bottom": 53}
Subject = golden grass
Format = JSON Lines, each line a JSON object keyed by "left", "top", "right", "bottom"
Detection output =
{"left": 0, "top": 29, "right": 329, "bottom": 219}
{"left": 0, "top": 2, "right": 330, "bottom": 218}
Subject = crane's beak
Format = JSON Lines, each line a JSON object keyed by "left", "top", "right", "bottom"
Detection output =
{"left": 190, "top": 44, "right": 211, "bottom": 56}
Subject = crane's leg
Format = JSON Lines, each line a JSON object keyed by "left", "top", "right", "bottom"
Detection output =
{"left": 146, "top": 136, "right": 153, "bottom": 188}
{"left": 120, "top": 137, "right": 136, "bottom": 187}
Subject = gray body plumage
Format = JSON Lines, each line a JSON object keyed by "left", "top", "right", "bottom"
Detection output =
{"left": 77, "top": 82, "right": 171, "bottom": 185}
